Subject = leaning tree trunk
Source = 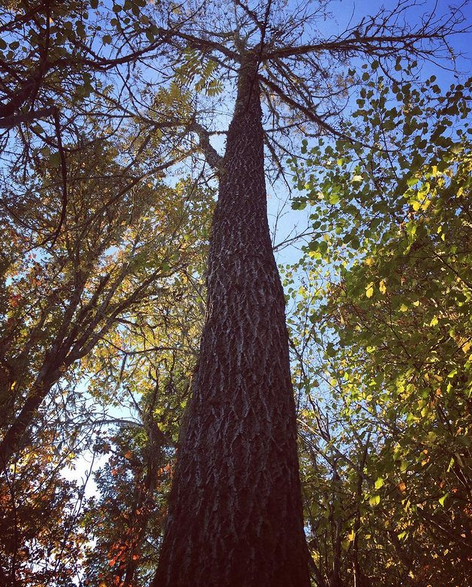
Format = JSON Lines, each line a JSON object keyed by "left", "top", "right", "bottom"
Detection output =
{"left": 153, "top": 52, "right": 310, "bottom": 587}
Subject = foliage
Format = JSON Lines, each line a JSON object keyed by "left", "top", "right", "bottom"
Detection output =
{"left": 288, "top": 66, "right": 472, "bottom": 586}
{"left": 81, "top": 425, "right": 169, "bottom": 587}
{"left": 0, "top": 112, "right": 211, "bottom": 583}
{"left": 0, "top": 441, "right": 87, "bottom": 586}
{"left": 0, "top": 1, "right": 209, "bottom": 583}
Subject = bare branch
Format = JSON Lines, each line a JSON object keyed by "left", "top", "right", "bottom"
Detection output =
{"left": 190, "top": 121, "right": 224, "bottom": 173}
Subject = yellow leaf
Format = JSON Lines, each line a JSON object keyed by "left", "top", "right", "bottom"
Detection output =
{"left": 421, "top": 198, "right": 431, "bottom": 211}
{"left": 366, "top": 283, "right": 374, "bottom": 298}
{"left": 369, "top": 494, "right": 381, "bottom": 506}
{"left": 379, "top": 279, "right": 387, "bottom": 295}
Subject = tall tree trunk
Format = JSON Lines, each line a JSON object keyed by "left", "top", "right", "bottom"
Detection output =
{"left": 153, "top": 52, "right": 310, "bottom": 587}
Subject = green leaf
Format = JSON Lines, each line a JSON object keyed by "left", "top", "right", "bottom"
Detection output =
{"left": 48, "top": 152, "right": 62, "bottom": 167}
{"left": 375, "top": 477, "right": 385, "bottom": 489}
{"left": 31, "top": 123, "right": 44, "bottom": 134}
{"left": 326, "top": 342, "right": 336, "bottom": 358}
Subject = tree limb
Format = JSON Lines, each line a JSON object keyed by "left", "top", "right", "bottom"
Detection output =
{"left": 0, "top": 107, "right": 55, "bottom": 129}
{"left": 190, "top": 121, "right": 224, "bottom": 173}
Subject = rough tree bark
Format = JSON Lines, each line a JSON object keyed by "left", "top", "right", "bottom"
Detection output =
{"left": 153, "top": 51, "right": 310, "bottom": 587}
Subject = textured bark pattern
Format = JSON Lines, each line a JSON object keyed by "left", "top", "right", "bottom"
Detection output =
{"left": 153, "top": 54, "right": 310, "bottom": 587}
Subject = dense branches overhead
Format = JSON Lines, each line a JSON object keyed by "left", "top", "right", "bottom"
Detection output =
{"left": 142, "top": 0, "right": 469, "bottom": 160}
{"left": 0, "top": 0, "right": 468, "bottom": 186}
{"left": 0, "top": 0, "right": 166, "bottom": 128}
{"left": 3, "top": 0, "right": 464, "bottom": 159}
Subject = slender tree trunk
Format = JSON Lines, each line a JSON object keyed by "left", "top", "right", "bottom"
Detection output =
{"left": 153, "top": 52, "right": 310, "bottom": 587}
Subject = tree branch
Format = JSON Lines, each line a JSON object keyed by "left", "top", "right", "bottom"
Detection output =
{"left": 160, "top": 28, "right": 240, "bottom": 62}
{"left": 258, "top": 73, "right": 341, "bottom": 137}
{"left": 190, "top": 121, "right": 224, "bottom": 173}
{"left": 264, "top": 30, "right": 457, "bottom": 61}
{"left": 0, "top": 106, "right": 55, "bottom": 129}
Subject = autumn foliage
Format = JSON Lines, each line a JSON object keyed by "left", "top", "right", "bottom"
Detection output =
{"left": 1, "top": 1, "right": 471, "bottom": 586}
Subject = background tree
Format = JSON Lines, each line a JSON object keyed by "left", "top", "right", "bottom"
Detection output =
{"left": 288, "top": 66, "right": 472, "bottom": 586}
{"left": 0, "top": 113, "right": 212, "bottom": 583}
{"left": 80, "top": 283, "right": 206, "bottom": 587}
{"left": 0, "top": 439, "right": 87, "bottom": 586}
{"left": 0, "top": 2, "right": 212, "bottom": 584}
